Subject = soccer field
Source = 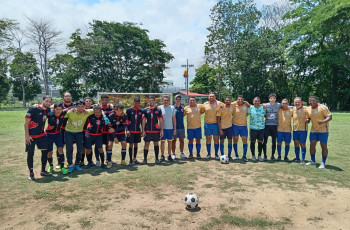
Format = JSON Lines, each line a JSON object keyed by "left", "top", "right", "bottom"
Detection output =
{"left": 0, "top": 110, "right": 349, "bottom": 230}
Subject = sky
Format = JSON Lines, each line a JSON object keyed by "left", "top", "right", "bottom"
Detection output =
{"left": 0, "top": 0, "right": 282, "bottom": 89}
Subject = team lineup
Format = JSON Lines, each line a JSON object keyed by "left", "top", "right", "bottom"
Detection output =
{"left": 24, "top": 92, "right": 332, "bottom": 180}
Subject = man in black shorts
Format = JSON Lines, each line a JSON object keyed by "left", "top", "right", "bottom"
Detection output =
{"left": 141, "top": 96, "right": 164, "bottom": 164}
{"left": 107, "top": 103, "right": 129, "bottom": 167}
{"left": 126, "top": 97, "right": 143, "bottom": 164}
{"left": 25, "top": 95, "right": 53, "bottom": 180}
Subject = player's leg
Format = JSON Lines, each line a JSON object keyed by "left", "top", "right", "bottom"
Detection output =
{"left": 277, "top": 131, "right": 283, "bottom": 161}
{"left": 257, "top": 130, "right": 264, "bottom": 161}
{"left": 95, "top": 135, "right": 107, "bottom": 169}
{"left": 167, "top": 139, "right": 173, "bottom": 161}
{"left": 65, "top": 131, "right": 75, "bottom": 172}
{"left": 241, "top": 126, "right": 248, "bottom": 161}
{"left": 154, "top": 138, "right": 160, "bottom": 164}
{"left": 249, "top": 129, "right": 257, "bottom": 162}
{"left": 213, "top": 124, "right": 220, "bottom": 158}
{"left": 300, "top": 131, "right": 307, "bottom": 164}
{"left": 318, "top": 133, "right": 329, "bottom": 169}
{"left": 37, "top": 135, "right": 51, "bottom": 176}
{"left": 142, "top": 132, "right": 151, "bottom": 164}
{"left": 74, "top": 132, "right": 84, "bottom": 171}
{"left": 26, "top": 139, "right": 36, "bottom": 180}
{"left": 84, "top": 133, "right": 95, "bottom": 169}
{"left": 187, "top": 128, "right": 195, "bottom": 158}
{"left": 219, "top": 136, "right": 225, "bottom": 156}
{"left": 107, "top": 140, "right": 114, "bottom": 168}
{"left": 160, "top": 140, "right": 166, "bottom": 161}
{"left": 306, "top": 133, "right": 318, "bottom": 166}
{"left": 195, "top": 127, "right": 202, "bottom": 158}
{"left": 284, "top": 132, "right": 291, "bottom": 161}
{"left": 271, "top": 126, "right": 277, "bottom": 159}
{"left": 262, "top": 126, "right": 270, "bottom": 159}
{"left": 46, "top": 134, "right": 54, "bottom": 173}
{"left": 293, "top": 131, "right": 301, "bottom": 162}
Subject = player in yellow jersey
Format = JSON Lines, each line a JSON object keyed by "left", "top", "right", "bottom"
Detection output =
{"left": 292, "top": 97, "right": 309, "bottom": 164}
{"left": 184, "top": 96, "right": 204, "bottom": 159}
{"left": 277, "top": 99, "right": 293, "bottom": 161}
{"left": 202, "top": 93, "right": 223, "bottom": 159}
{"left": 232, "top": 95, "right": 249, "bottom": 160}
{"left": 217, "top": 96, "right": 234, "bottom": 159}
{"left": 305, "top": 96, "right": 332, "bottom": 169}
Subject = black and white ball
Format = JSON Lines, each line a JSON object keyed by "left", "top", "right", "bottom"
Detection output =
{"left": 220, "top": 155, "right": 229, "bottom": 164}
{"left": 184, "top": 193, "right": 199, "bottom": 209}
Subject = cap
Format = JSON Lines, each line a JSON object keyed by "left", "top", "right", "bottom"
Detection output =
{"left": 175, "top": 94, "right": 181, "bottom": 98}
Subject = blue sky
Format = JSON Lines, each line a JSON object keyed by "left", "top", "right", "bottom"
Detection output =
{"left": 0, "top": 0, "right": 283, "bottom": 89}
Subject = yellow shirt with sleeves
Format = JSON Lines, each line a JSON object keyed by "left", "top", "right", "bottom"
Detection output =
{"left": 216, "top": 104, "right": 234, "bottom": 129}
{"left": 293, "top": 106, "right": 308, "bottom": 131}
{"left": 232, "top": 102, "right": 248, "bottom": 126}
{"left": 277, "top": 108, "right": 293, "bottom": 132}
{"left": 202, "top": 101, "right": 223, "bottom": 124}
{"left": 184, "top": 105, "right": 203, "bottom": 129}
{"left": 307, "top": 105, "right": 332, "bottom": 133}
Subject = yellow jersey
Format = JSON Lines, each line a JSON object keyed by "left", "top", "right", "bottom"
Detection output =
{"left": 307, "top": 105, "right": 332, "bottom": 133}
{"left": 277, "top": 108, "right": 293, "bottom": 132}
{"left": 232, "top": 102, "right": 248, "bottom": 126}
{"left": 293, "top": 106, "right": 308, "bottom": 131}
{"left": 184, "top": 105, "right": 203, "bottom": 129}
{"left": 216, "top": 104, "right": 234, "bottom": 129}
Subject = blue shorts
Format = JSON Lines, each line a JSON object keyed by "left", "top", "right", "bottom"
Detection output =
{"left": 187, "top": 127, "right": 202, "bottom": 140}
{"left": 161, "top": 129, "right": 174, "bottom": 141}
{"left": 47, "top": 133, "right": 63, "bottom": 152}
{"left": 233, "top": 125, "right": 248, "bottom": 137}
{"left": 310, "top": 132, "right": 329, "bottom": 144}
{"left": 84, "top": 133, "right": 103, "bottom": 149}
{"left": 220, "top": 126, "right": 233, "bottom": 140}
{"left": 293, "top": 131, "right": 307, "bottom": 144}
{"left": 204, "top": 123, "right": 219, "bottom": 136}
{"left": 277, "top": 132, "right": 292, "bottom": 143}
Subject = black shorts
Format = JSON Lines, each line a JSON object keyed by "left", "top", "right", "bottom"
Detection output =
{"left": 26, "top": 135, "right": 48, "bottom": 152}
{"left": 108, "top": 133, "right": 126, "bottom": 142}
{"left": 127, "top": 132, "right": 141, "bottom": 143}
{"left": 264, "top": 125, "right": 277, "bottom": 138}
{"left": 220, "top": 126, "right": 233, "bottom": 140}
{"left": 144, "top": 132, "right": 160, "bottom": 142}
{"left": 85, "top": 134, "right": 103, "bottom": 149}
{"left": 250, "top": 129, "right": 264, "bottom": 142}
{"left": 102, "top": 133, "right": 108, "bottom": 145}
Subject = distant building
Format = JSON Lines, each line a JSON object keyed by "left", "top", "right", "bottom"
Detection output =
{"left": 174, "top": 90, "right": 208, "bottom": 104}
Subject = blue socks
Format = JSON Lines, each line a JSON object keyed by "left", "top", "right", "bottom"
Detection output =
{"left": 188, "top": 143, "right": 194, "bottom": 155}
{"left": 196, "top": 143, "right": 201, "bottom": 155}
{"left": 301, "top": 148, "right": 306, "bottom": 161}
{"left": 294, "top": 147, "right": 300, "bottom": 160}
{"left": 214, "top": 144, "right": 219, "bottom": 156}
{"left": 233, "top": 143, "right": 238, "bottom": 157}
{"left": 285, "top": 145, "right": 290, "bottom": 158}
{"left": 243, "top": 144, "right": 247, "bottom": 158}
{"left": 277, "top": 145, "right": 282, "bottom": 157}
{"left": 310, "top": 153, "right": 316, "bottom": 162}
{"left": 322, "top": 155, "right": 327, "bottom": 164}
{"left": 206, "top": 144, "right": 211, "bottom": 155}
{"left": 228, "top": 144, "right": 232, "bottom": 156}
{"left": 220, "top": 144, "right": 224, "bottom": 155}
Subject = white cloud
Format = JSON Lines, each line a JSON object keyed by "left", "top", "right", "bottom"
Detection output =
{"left": 0, "top": 0, "right": 285, "bottom": 89}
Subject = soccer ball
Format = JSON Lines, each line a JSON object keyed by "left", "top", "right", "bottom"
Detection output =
{"left": 220, "top": 155, "right": 229, "bottom": 164}
{"left": 184, "top": 193, "right": 199, "bottom": 210}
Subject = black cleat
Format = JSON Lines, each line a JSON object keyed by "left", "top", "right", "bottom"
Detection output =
{"left": 85, "top": 162, "right": 95, "bottom": 169}
{"left": 141, "top": 160, "right": 147, "bottom": 165}
{"left": 155, "top": 159, "right": 161, "bottom": 164}
{"left": 167, "top": 155, "right": 174, "bottom": 161}
{"left": 277, "top": 156, "right": 281, "bottom": 161}
{"left": 40, "top": 170, "right": 52, "bottom": 177}
{"left": 160, "top": 155, "right": 165, "bottom": 162}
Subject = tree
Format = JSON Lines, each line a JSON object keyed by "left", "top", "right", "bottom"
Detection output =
{"left": 10, "top": 51, "right": 41, "bottom": 107}
{"left": 190, "top": 64, "right": 218, "bottom": 94}
{"left": 26, "top": 17, "right": 62, "bottom": 95}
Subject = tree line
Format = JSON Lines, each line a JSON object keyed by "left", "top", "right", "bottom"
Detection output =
{"left": 190, "top": 0, "right": 350, "bottom": 110}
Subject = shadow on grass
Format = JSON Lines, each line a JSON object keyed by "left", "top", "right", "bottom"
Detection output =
{"left": 316, "top": 163, "right": 344, "bottom": 171}
{"left": 186, "top": 206, "right": 201, "bottom": 212}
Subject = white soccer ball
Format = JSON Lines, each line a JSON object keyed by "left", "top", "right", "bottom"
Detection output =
{"left": 184, "top": 193, "right": 199, "bottom": 210}
{"left": 220, "top": 155, "right": 229, "bottom": 164}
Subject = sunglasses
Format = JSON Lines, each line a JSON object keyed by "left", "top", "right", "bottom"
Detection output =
{"left": 176, "top": 98, "right": 181, "bottom": 100}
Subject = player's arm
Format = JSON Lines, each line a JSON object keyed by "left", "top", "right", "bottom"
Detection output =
{"left": 159, "top": 117, "right": 164, "bottom": 138}
{"left": 24, "top": 117, "right": 32, "bottom": 144}
{"left": 318, "top": 107, "right": 332, "bottom": 124}
{"left": 142, "top": 117, "right": 146, "bottom": 137}
{"left": 217, "top": 115, "right": 223, "bottom": 136}
{"left": 172, "top": 115, "right": 176, "bottom": 136}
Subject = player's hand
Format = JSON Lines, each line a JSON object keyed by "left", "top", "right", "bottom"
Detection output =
{"left": 262, "top": 104, "right": 267, "bottom": 109}
{"left": 219, "top": 130, "right": 224, "bottom": 136}
{"left": 71, "top": 108, "right": 77, "bottom": 113}
{"left": 317, "top": 120, "right": 324, "bottom": 125}
{"left": 84, "top": 109, "right": 89, "bottom": 114}
{"left": 173, "top": 130, "right": 176, "bottom": 136}
{"left": 33, "top": 103, "right": 39, "bottom": 107}
{"left": 109, "top": 128, "right": 115, "bottom": 133}
{"left": 126, "top": 131, "right": 130, "bottom": 137}
{"left": 305, "top": 118, "right": 310, "bottom": 123}
{"left": 160, "top": 130, "right": 164, "bottom": 138}
{"left": 25, "top": 135, "right": 32, "bottom": 145}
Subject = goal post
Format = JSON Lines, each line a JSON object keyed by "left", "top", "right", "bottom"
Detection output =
{"left": 97, "top": 92, "right": 173, "bottom": 108}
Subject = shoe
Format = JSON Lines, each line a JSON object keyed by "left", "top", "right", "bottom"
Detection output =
{"left": 270, "top": 155, "right": 276, "bottom": 160}
{"left": 120, "top": 160, "right": 128, "bottom": 166}
{"left": 133, "top": 159, "right": 140, "bottom": 164}
{"left": 141, "top": 160, "right": 147, "bottom": 164}
{"left": 205, "top": 154, "right": 211, "bottom": 159}
{"left": 300, "top": 160, "right": 306, "bottom": 165}
{"left": 68, "top": 165, "right": 74, "bottom": 173}
{"left": 234, "top": 156, "right": 239, "bottom": 160}
{"left": 258, "top": 156, "right": 263, "bottom": 162}
{"left": 284, "top": 157, "right": 290, "bottom": 162}
{"left": 61, "top": 168, "right": 68, "bottom": 175}
{"left": 28, "top": 172, "right": 35, "bottom": 180}
{"left": 168, "top": 155, "right": 174, "bottom": 161}
{"left": 40, "top": 170, "right": 52, "bottom": 176}
{"left": 188, "top": 154, "right": 193, "bottom": 159}
{"left": 96, "top": 161, "right": 101, "bottom": 167}
{"left": 252, "top": 156, "right": 256, "bottom": 162}
{"left": 172, "top": 153, "right": 176, "bottom": 160}
{"left": 215, "top": 155, "right": 220, "bottom": 160}
{"left": 101, "top": 164, "right": 108, "bottom": 169}
{"left": 305, "top": 161, "right": 316, "bottom": 166}
{"left": 318, "top": 162, "right": 325, "bottom": 169}
{"left": 264, "top": 155, "right": 268, "bottom": 161}
{"left": 79, "top": 161, "right": 85, "bottom": 167}
{"left": 155, "top": 159, "right": 161, "bottom": 164}
{"left": 85, "top": 162, "right": 95, "bottom": 169}
{"left": 111, "top": 160, "right": 117, "bottom": 165}
{"left": 197, "top": 154, "right": 201, "bottom": 159}
{"left": 242, "top": 157, "right": 248, "bottom": 162}
{"left": 128, "top": 162, "right": 133, "bottom": 166}
{"left": 55, "top": 164, "right": 61, "bottom": 170}
{"left": 107, "top": 162, "right": 112, "bottom": 169}
{"left": 180, "top": 153, "right": 187, "bottom": 159}
{"left": 277, "top": 156, "right": 281, "bottom": 161}
{"left": 229, "top": 156, "right": 233, "bottom": 162}
{"left": 160, "top": 155, "right": 165, "bottom": 162}
{"left": 47, "top": 166, "right": 54, "bottom": 173}
{"left": 292, "top": 158, "right": 300, "bottom": 163}
{"left": 75, "top": 165, "right": 83, "bottom": 171}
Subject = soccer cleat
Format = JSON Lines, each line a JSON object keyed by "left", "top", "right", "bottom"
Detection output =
{"left": 197, "top": 154, "right": 201, "bottom": 159}
{"left": 305, "top": 161, "right": 316, "bottom": 166}
{"left": 251, "top": 156, "right": 256, "bottom": 162}
{"left": 120, "top": 160, "right": 128, "bottom": 166}
{"left": 55, "top": 164, "right": 61, "bottom": 170}
{"left": 188, "top": 154, "right": 193, "bottom": 159}
{"left": 133, "top": 159, "right": 140, "bottom": 164}
{"left": 242, "top": 157, "right": 248, "bottom": 162}
{"left": 270, "top": 155, "right": 276, "bottom": 161}
{"left": 68, "top": 165, "right": 74, "bottom": 173}
{"left": 292, "top": 158, "right": 300, "bottom": 163}
{"left": 40, "top": 170, "right": 52, "bottom": 177}
{"left": 75, "top": 165, "right": 83, "bottom": 171}
{"left": 101, "top": 164, "right": 108, "bottom": 169}
{"left": 318, "top": 162, "right": 325, "bottom": 169}
{"left": 61, "top": 168, "right": 68, "bottom": 175}
{"left": 258, "top": 156, "right": 264, "bottom": 162}
{"left": 47, "top": 166, "right": 54, "bottom": 173}
{"left": 128, "top": 162, "right": 133, "bottom": 166}
{"left": 300, "top": 160, "right": 306, "bottom": 165}
{"left": 107, "top": 162, "right": 112, "bottom": 169}
{"left": 28, "top": 172, "right": 35, "bottom": 181}
{"left": 141, "top": 160, "right": 147, "bottom": 164}
{"left": 96, "top": 161, "right": 101, "bottom": 167}
{"left": 168, "top": 155, "right": 174, "bottom": 161}
{"left": 85, "top": 162, "right": 95, "bottom": 169}
{"left": 234, "top": 156, "right": 239, "bottom": 160}
{"left": 264, "top": 155, "right": 268, "bottom": 161}
{"left": 155, "top": 159, "right": 161, "bottom": 164}
{"left": 79, "top": 161, "right": 85, "bottom": 167}
{"left": 180, "top": 153, "right": 187, "bottom": 159}
{"left": 205, "top": 154, "right": 211, "bottom": 159}
{"left": 160, "top": 155, "right": 165, "bottom": 162}
{"left": 172, "top": 153, "right": 176, "bottom": 160}
{"left": 111, "top": 160, "right": 117, "bottom": 165}
{"left": 215, "top": 155, "right": 220, "bottom": 160}
{"left": 229, "top": 156, "right": 234, "bottom": 162}
{"left": 284, "top": 157, "right": 290, "bottom": 162}
{"left": 277, "top": 156, "right": 281, "bottom": 161}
